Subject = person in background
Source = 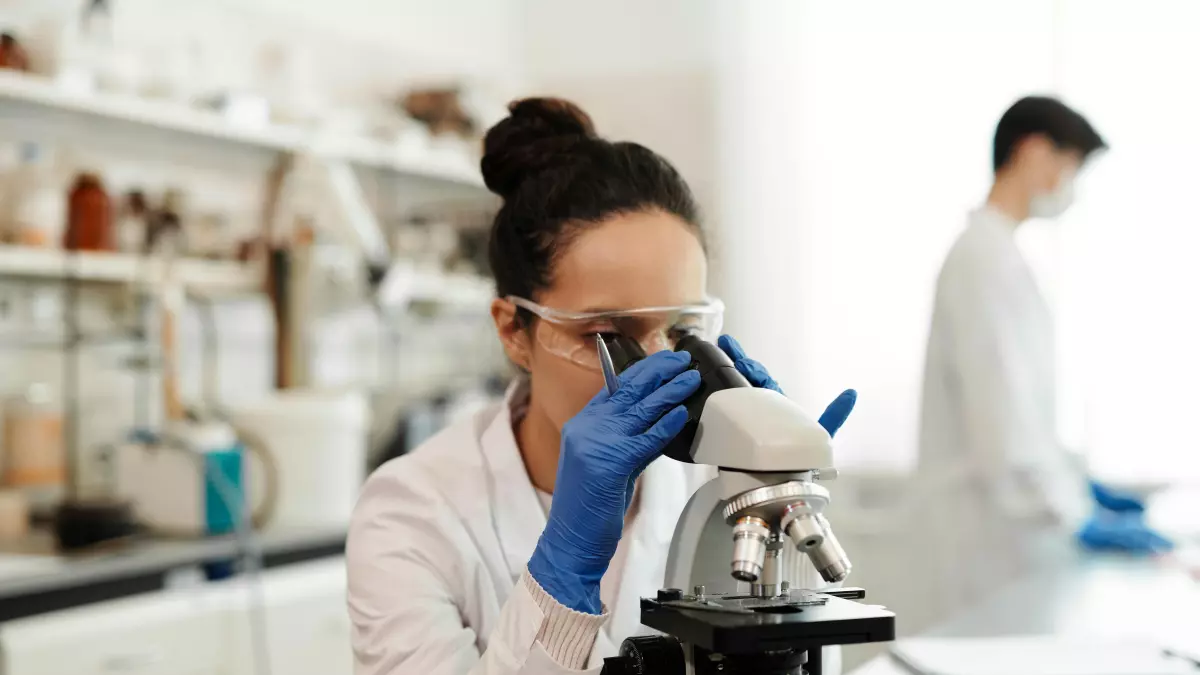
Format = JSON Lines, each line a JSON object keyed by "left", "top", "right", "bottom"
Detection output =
{"left": 917, "top": 95, "right": 1173, "bottom": 622}
{"left": 346, "top": 98, "right": 857, "bottom": 674}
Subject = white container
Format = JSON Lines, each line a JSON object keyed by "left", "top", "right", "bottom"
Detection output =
{"left": 231, "top": 389, "right": 369, "bottom": 529}
{"left": 7, "top": 143, "right": 66, "bottom": 247}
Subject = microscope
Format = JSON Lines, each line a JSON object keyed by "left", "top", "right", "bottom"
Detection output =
{"left": 599, "top": 335, "right": 895, "bottom": 675}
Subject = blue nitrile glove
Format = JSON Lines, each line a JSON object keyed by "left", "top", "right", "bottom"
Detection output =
{"left": 1076, "top": 511, "right": 1175, "bottom": 555}
{"left": 718, "top": 334, "right": 858, "bottom": 436}
{"left": 1089, "top": 480, "right": 1146, "bottom": 514}
{"left": 528, "top": 351, "right": 702, "bottom": 613}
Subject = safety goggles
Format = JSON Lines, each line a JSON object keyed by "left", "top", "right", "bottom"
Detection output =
{"left": 507, "top": 295, "right": 725, "bottom": 371}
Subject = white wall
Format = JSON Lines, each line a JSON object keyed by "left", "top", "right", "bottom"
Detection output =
{"left": 519, "top": 0, "right": 719, "bottom": 214}
{"left": 1053, "top": 0, "right": 1200, "bottom": 482}
{"left": 713, "top": 0, "right": 1058, "bottom": 470}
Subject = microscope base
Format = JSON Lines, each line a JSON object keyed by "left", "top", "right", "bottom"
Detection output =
{"left": 641, "top": 592, "right": 894, "bottom": 655}
{"left": 602, "top": 591, "right": 894, "bottom": 675}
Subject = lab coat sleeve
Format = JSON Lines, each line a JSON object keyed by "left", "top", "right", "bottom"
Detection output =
{"left": 346, "top": 464, "right": 608, "bottom": 675}
{"left": 948, "top": 265, "right": 1088, "bottom": 528}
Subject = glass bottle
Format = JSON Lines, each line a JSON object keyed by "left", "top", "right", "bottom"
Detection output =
{"left": 64, "top": 172, "right": 113, "bottom": 251}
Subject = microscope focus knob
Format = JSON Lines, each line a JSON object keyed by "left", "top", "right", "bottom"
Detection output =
{"left": 601, "top": 636, "right": 685, "bottom": 675}
{"left": 656, "top": 588, "right": 684, "bottom": 602}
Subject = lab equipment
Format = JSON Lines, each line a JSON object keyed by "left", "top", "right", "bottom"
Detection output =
{"left": 1076, "top": 512, "right": 1174, "bottom": 554}
{"left": 1, "top": 382, "right": 65, "bottom": 511}
{"left": 230, "top": 389, "right": 367, "bottom": 529}
{"left": 596, "top": 334, "right": 620, "bottom": 396}
{"left": 113, "top": 419, "right": 274, "bottom": 536}
{"left": 600, "top": 336, "right": 893, "bottom": 675}
{"left": 64, "top": 172, "right": 113, "bottom": 251}
{"left": 526, "top": 351, "right": 701, "bottom": 613}
{"left": 1090, "top": 480, "right": 1146, "bottom": 514}
{"left": 507, "top": 296, "right": 724, "bottom": 370}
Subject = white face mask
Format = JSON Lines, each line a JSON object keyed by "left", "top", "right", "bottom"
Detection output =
{"left": 1029, "top": 167, "right": 1076, "bottom": 219}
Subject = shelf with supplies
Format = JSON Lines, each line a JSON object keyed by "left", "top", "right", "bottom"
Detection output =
{"left": 0, "top": 70, "right": 486, "bottom": 189}
{"left": 375, "top": 262, "right": 494, "bottom": 312}
{"left": 0, "top": 70, "right": 305, "bottom": 154}
{"left": 311, "top": 134, "right": 485, "bottom": 189}
{"left": 0, "top": 245, "right": 262, "bottom": 294}
{"left": 410, "top": 271, "right": 494, "bottom": 309}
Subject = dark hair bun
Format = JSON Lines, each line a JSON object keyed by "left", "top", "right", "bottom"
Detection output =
{"left": 481, "top": 98, "right": 597, "bottom": 199}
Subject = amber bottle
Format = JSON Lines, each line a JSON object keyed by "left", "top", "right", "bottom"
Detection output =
{"left": 64, "top": 173, "right": 113, "bottom": 251}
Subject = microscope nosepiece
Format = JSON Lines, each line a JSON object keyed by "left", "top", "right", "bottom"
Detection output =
{"left": 730, "top": 516, "right": 771, "bottom": 582}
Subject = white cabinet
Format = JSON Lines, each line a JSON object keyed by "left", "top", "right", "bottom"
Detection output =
{"left": 0, "top": 588, "right": 229, "bottom": 675}
{"left": 0, "top": 557, "right": 352, "bottom": 675}
{"left": 219, "top": 558, "right": 352, "bottom": 675}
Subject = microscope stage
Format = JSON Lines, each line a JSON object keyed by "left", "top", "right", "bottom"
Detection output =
{"left": 639, "top": 592, "right": 895, "bottom": 655}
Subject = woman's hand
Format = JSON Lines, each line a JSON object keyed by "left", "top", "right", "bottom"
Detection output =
{"left": 718, "top": 335, "right": 857, "bottom": 437}
{"left": 527, "top": 351, "right": 701, "bottom": 614}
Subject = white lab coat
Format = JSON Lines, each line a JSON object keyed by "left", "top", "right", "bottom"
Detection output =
{"left": 347, "top": 381, "right": 715, "bottom": 674}
{"left": 916, "top": 206, "right": 1088, "bottom": 625}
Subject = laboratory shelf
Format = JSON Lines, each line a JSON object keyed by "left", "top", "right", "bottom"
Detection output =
{"left": 409, "top": 271, "right": 494, "bottom": 307}
{"left": 0, "top": 70, "right": 306, "bottom": 153}
{"left": 316, "top": 134, "right": 485, "bottom": 188}
{"left": 0, "top": 70, "right": 486, "bottom": 188}
{"left": 376, "top": 262, "right": 495, "bottom": 311}
{"left": 0, "top": 245, "right": 262, "bottom": 293}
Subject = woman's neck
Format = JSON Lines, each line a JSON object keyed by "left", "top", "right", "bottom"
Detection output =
{"left": 516, "top": 399, "right": 562, "bottom": 494}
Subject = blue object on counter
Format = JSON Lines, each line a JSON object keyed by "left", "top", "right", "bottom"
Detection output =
{"left": 1076, "top": 511, "right": 1174, "bottom": 554}
{"left": 204, "top": 444, "right": 245, "bottom": 536}
{"left": 1089, "top": 480, "right": 1146, "bottom": 514}
{"left": 202, "top": 438, "right": 245, "bottom": 582}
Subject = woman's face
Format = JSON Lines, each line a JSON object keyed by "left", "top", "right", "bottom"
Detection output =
{"left": 492, "top": 210, "right": 708, "bottom": 431}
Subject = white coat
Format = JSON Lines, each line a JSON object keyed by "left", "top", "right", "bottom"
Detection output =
{"left": 916, "top": 206, "right": 1088, "bottom": 625}
{"left": 346, "top": 381, "right": 714, "bottom": 674}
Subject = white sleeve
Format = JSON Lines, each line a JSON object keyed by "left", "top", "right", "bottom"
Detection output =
{"left": 346, "top": 467, "right": 608, "bottom": 675}
{"left": 949, "top": 265, "right": 1088, "bottom": 528}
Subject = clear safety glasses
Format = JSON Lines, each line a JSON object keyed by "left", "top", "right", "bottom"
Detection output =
{"left": 507, "top": 295, "right": 725, "bottom": 371}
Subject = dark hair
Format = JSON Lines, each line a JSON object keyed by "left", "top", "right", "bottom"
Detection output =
{"left": 993, "top": 96, "right": 1106, "bottom": 172}
{"left": 482, "top": 97, "right": 702, "bottom": 304}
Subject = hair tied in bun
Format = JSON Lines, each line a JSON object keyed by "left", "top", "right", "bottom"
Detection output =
{"left": 481, "top": 98, "right": 597, "bottom": 199}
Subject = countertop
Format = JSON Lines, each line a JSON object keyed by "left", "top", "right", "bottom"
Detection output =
{"left": 0, "top": 525, "right": 346, "bottom": 621}
{"left": 850, "top": 551, "right": 1200, "bottom": 674}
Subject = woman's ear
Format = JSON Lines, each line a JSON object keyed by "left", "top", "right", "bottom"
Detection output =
{"left": 491, "top": 297, "right": 532, "bottom": 371}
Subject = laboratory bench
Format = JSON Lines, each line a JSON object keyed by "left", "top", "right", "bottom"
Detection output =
{"left": 0, "top": 524, "right": 346, "bottom": 622}
{"left": 0, "top": 526, "right": 351, "bottom": 675}
{"left": 849, "top": 551, "right": 1200, "bottom": 675}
